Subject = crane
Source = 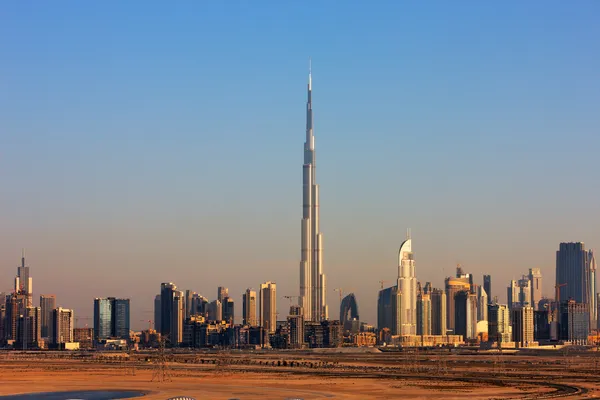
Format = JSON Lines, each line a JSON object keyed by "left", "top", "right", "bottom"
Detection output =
{"left": 554, "top": 283, "right": 567, "bottom": 314}
{"left": 140, "top": 319, "right": 153, "bottom": 331}
{"left": 75, "top": 316, "right": 92, "bottom": 329}
{"left": 379, "top": 280, "right": 391, "bottom": 290}
{"left": 283, "top": 295, "right": 300, "bottom": 307}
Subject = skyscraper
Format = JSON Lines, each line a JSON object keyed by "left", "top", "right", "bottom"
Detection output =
{"left": 377, "top": 286, "right": 401, "bottom": 335}
{"left": 476, "top": 286, "right": 488, "bottom": 322}
{"left": 93, "top": 297, "right": 130, "bottom": 340}
{"left": 222, "top": 297, "right": 235, "bottom": 324}
{"left": 445, "top": 276, "right": 470, "bottom": 334}
{"left": 160, "top": 282, "right": 177, "bottom": 337}
{"left": 243, "top": 289, "right": 257, "bottom": 326}
{"left": 154, "top": 294, "right": 161, "bottom": 331}
{"left": 260, "top": 281, "right": 277, "bottom": 333}
{"left": 113, "top": 298, "right": 130, "bottom": 339}
{"left": 207, "top": 300, "right": 222, "bottom": 321}
{"left": 488, "top": 303, "right": 511, "bottom": 343}
{"left": 431, "top": 288, "right": 447, "bottom": 335}
{"left": 511, "top": 306, "right": 534, "bottom": 347}
{"left": 528, "top": 268, "right": 543, "bottom": 310}
{"left": 299, "top": 62, "right": 328, "bottom": 322}
{"left": 483, "top": 275, "right": 492, "bottom": 304}
{"left": 15, "top": 251, "right": 33, "bottom": 308}
{"left": 40, "top": 295, "right": 56, "bottom": 339}
{"left": 93, "top": 298, "right": 113, "bottom": 339}
{"left": 53, "top": 307, "right": 74, "bottom": 345}
{"left": 288, "top": 305, "right": 304, "bottom": 348}
{"left": 171, "top": 291, "right": 184, "bottom": 344}
{"left": 416, "top": 290, "right": 431, "bottom": 336}
{"left": 588, "top": 250, "right": 597, "bottom": 328}
{"left": 217, "top": 287, "right": 228, "bottom": 304}
{"left": 556, "top": 242, "right": 589, "bottom": 305}
{"left": 398, "top": 237, "right": 417, "bottom": 335}
{"left": 455, "top": 291, "right": 477, "bottom": 340}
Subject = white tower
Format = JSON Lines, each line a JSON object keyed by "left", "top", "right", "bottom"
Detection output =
{"left": 299, "top": 60, "right": 328, "bottom": 322}
{"left": 398, "top": 233, "right": 417, "bottom": 335}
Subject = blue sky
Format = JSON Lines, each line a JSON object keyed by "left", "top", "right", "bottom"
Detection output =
{"left": 1, "top": 1, "right": 599, "bottom": 327}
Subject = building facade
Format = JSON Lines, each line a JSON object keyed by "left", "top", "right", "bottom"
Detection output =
{"left": 40, "top": 294, "right": 56, "bottom": 340}
{"left": 377, "top": 286, "right": 401, "bottom": 335}
{"left": 511, "top": 306, "right": 534, "bottom": 347}
{"left": 398, "top": 238, "right": 417, "bottom": 335}
{"left": 298, "top": 64, "right": 328, "bottom": 322}
{"left": 416, "top": 291, "right": 431, "bottom": 336}
{"left": 528, "top": 268, "right": 543, "bottom": 311}
{"left": 243, "top": 289, "right": 257, "bottom": 326}
{"left": 483, "top": 275, "right": 492, "bottom": 304}
{"left": 431, "top": 289, "right": 447, "bottom": 335}
{"left": 260, "top": 281, "right": 277, "bottom": 333}
{"left": 53, "top": 307, "right": 74, "bottom": 344}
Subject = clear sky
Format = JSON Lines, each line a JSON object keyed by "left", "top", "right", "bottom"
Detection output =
{"left": 1, "top": 1, "right": 599, "bottom": 329}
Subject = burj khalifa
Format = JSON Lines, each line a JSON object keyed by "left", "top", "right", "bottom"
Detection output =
{"left": 299, "top": 62, "right": 328, "bottom": 322}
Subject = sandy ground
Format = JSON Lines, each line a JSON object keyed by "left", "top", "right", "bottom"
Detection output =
{"left": 0, "top": 360, "right": 556, "bottom": 399}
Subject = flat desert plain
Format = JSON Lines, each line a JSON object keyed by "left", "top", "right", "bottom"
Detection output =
{"left": 0, "top": 350, "right": 598, "bottom": 399}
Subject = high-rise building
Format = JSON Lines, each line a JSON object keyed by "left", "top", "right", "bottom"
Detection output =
{"left": 597, "top": 293, "right": 600, "bottom": 331}
{"left": 511, "top": 306, "right": 534, "bottom": 347}
{"left": 508, "top": 278, "right": 531, "bottom": 310}
{"left": 53, "top": 307, "right": 74, "bottom": 344}
{"left": 476, "top": 286, "right": 488, "bottom": 322}
{"left": 207, "top": 300, "right": 222, "bottom": 321}
{"left": 588, "top": 250, "right": 597, "bottom": 329}
{"left": 340, "top": 293, "right": 359, "bottom": 333}
{"left": 483, "top": 275, "right": 492, "bottom": 304}
{"left": 431, "top": 288, "right": 447, "bottom": 335}
{"left": 113, "top": 298, "right": 130, "bottom": 339}
{"left": 377, "top": 286, "right": 401, "bottom": 335}
{"left": 534, "top": 309, "right": 551, "bottom": 341}
{"left": 416, "top": 290, "right": 431, "bottom": 336}
{"left": 488, "top": 303, "right": 511, "bottom": 343}
{"left": 556, "top": 242, "right": 589, "bottom": 305}
{"left": 260, "top": 281, "right": 277, "bottom": 333}
{"left": 93, "top": 298, "right": 113, "bottom": 340}
{"left": 154, "top": 294, "right": 161, "bottom": 331}
{"left": 40, "top": 295, "right": 56, "bottom": 339}
{"left": 528, "top": 268, "right": 543, "bottom": 311}
{"left": 217, "top": 287, "right": 229, "bottom": 304}
{"left": 171, "top": 291, "right": 184, "bottom": 344}
{"left": 93, "top": 297, "right": 130, "bottom": 340}
{"left": 398, "top": 237, "right": 417, "bottom": 335}
{"left": 445, "top": 276, "right": 470, "bottom": 334}
{"left": 222, "top": 297, "right": 235, "bottom": 324}
{"left": 288, "top": 305, "right": 304, "bottom": 349}
{"left": 17, "top": 306, "right": 41, "bottom": 349}
{"left": 185, "top": 290, "right": 194, "bottom": 320}
{"left": 242, "top": 289, "right": 257, "bottom": 326}
{"left": 455, "top": 291, "right": 477, "bottom": 340}
{"left": 299, "top": 63, "right": 328, "bottom": 322}
{"left": 160, "top": 283, "right": 177, "bottom": 337}
{"left": 15, "top": 251, "right": 33, "bottom": 308}
{"left": 559, "top": 300, "right": 589, "bottom": 344}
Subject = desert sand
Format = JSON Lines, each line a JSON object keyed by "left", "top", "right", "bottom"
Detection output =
{"left": 0, "top": 350, "right": 598, "bottom": 399}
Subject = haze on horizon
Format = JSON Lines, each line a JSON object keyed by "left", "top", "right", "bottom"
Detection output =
{"left": 1, "top": 2, "right": 599, "bottom": 329}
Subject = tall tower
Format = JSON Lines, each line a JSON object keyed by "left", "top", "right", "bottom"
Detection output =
{"left": 398, "top": 235, "right": 417, "bottom": 335}
{"left": 528, "top": 268, "right": 543, "bottom": 310}
{"left": 588, "top": 250, "right": 597, "bottom": 329}
{"left": 299, "top": 60, "right": 327, "bottom": 322}
{"left": 242, "top": 289, "right": 257, "bottom": 326}
{"left": 15, "top": 250, "right": 33, "bottom": 308}
{"left": 260, "top": 281, "right": 277, "bottom": 333}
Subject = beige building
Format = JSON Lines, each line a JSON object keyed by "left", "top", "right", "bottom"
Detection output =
{"left": 53, "top": 307, "right": 74, "bottom": 344}
{"left": 260, "top": 281, "right": 277, "bottom": 333}
{"left": 172, "top": 291, "right": 184, "bottom": 344}
{"left": 511, "top": 305, "right": 534, "bottom": 347}
{"left": 243, "top": 289, "right": 257, "bottom": 326}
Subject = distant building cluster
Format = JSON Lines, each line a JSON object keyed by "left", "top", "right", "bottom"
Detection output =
{"left": 1, "top": 68, "right": 598, "bottom": 353}
{"left": 377, "top": 240, "right": 597, "bottom": 348}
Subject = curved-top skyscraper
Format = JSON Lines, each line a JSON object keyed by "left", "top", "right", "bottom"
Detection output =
{"left": 398, "top": 237, "right": 417, "bottom": 335}
{"left": 299, "top": 62, "right": 328, "bottom": 322}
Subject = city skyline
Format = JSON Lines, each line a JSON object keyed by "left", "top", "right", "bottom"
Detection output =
{"left": 2, "top": 2, "right": 599, "bottom": 329}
